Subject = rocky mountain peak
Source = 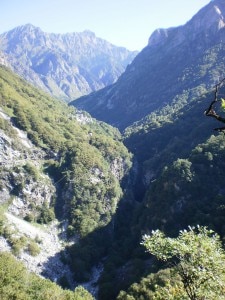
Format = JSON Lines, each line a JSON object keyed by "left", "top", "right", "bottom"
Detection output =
{"left": 0, "top": 24, "right": 137, "bottom": 101}
{"left": 4, "top": 23, "right": 43, "bottom": 40}
{"left": 148, "top": 27, "right": 174, "bottom": 47}
{"left": 148, "top": 0, "right": 225, "bottom": 48}
{"left": 186, "top": 0, "right": 225, "bottom": 33}
{"left": 17, "top": 23, "right": 42, "bottom": 32}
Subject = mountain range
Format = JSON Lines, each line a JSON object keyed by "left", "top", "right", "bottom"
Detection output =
{"left": 0, "top": 24, "right": 137, "bottom": 101}
{"left": 72, "top": 0, "right": 225, "bottom": 130}
{"left": 1, "top": 0, "right": 225, "bottom": 299}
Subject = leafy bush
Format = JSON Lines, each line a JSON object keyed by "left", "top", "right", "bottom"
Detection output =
{"left": 0, "top": 252, "right": 93, "bottom": 299}
{"left": 23, "top": 162, "right": 39, "bottom": 181}
{"left": 27, "top": 241, "right": 40, "bottom": 256}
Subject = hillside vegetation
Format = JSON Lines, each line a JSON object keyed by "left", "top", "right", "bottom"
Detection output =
{"left": 0, "top": 65, "right": 133, "bottom": 296}
{"left": 95, "top": 85, "right": 225, "bottom": 299}
{"left": 2, "top": 58, "right": 225, "bottom": 300}
{"left": 0, "top": 252, "right": 93, "bottom": 299}
{"left": 2, "top": 2, "right": 225, "bottom": 299}
{"left": 0, "top": 65, "right": 132, "bottom": 237}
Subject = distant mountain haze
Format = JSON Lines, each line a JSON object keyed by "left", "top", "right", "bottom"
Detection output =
{"left": 71, "top": 0, "right": 225, "bottom": 130}
{"left": 0, "top": 24, "right": 137, "bottom": 101}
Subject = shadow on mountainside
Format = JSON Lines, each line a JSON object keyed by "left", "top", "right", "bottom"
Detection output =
{"left": 42, "top": 89, "right": 225, "bottom": 299}
{"left": 41, "top": 185, "right": 151, "bottom": 300}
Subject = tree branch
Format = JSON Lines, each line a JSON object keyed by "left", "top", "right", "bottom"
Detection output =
{"left": 205, "top": 78, "right": 225, "bottom": 131}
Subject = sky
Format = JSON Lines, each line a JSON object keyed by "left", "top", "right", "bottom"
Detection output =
{"left": 1, "top": 0, "right": 211, "bottom": 51}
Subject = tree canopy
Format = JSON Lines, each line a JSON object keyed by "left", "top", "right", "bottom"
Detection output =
{"left": 142, "top": 226, "right": 225, "bottom": 300}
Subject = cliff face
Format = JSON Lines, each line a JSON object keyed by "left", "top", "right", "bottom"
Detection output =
{"left": 0, "top": 24, "right": 137, "bottom": 101}
{"left": 0, "top": 107, "right": 69, "bottom": 283}
{"left": 0, "top": 108, "right": 53, "bottom": 215}
{"left": 148, "top": 0, "right": 225, "bottom": 48}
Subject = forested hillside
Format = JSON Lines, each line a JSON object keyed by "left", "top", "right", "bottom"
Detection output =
{"left": 0, "top": 252, "right": 93, "bottom": 299}
{"left": 2, "top": 1, "right": 225, "bottom": 299}
{"left": 95, "top": 86, "right": 225, "bottom": 299}
{"left": 2, "top": 61, "right": 225, "bottom": 299}
{"left": 0, "top": 65, "right": 132, "bottom": 297}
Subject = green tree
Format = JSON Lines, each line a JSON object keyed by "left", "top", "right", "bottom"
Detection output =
{"left": 142, "top": 226, "right": 225, "bottom": 300}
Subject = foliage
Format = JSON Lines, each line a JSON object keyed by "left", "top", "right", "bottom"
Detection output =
{"left": 117, "top": 269, "right": 186, "bottom": 300}
{"left": 3, "top": 30, "right": 225, "bottom": 300}
{"left": 142, "top": 226, "right": 225, "bottom": 299}
{"left": 0, "top": 252, "right": 93, "bottom": 299}
{"left": 136, "top": 132, "right": 225, "bottom": 237}
{"left": 37, "top": 204, "right": 55, "bottom": 224}
{"left": 23, "top": 162, "right": 40, "bottom": 181}
{"left": 0, "top": 65, "right": 133, "bottom": 295}
{"left": 27, "top": 241, "right": 40, "bottom": 256}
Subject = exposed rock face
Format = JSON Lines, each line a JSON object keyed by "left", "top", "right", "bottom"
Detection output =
{"left": 148, "top": 1, "right": 225, "bottom": 48}
{"left": 110, "top": 157, "right": 127, "bottom": 180}
{"left": 148, "top": 28, "right": 173, "bottom": 47}
{"left": 0, "top": 24, "right": 137, "bottom": 101}
{"left": 0, "top": 51, "right": 11, "bottom": 68}
{"left": 0, "top": 114, "right": 55, "bottom": 220}
{"left": 0, "top": 110, "right": 74, "bottom": 286}
{"left": 71, "top": 0, "right": 225, "bottom": 130}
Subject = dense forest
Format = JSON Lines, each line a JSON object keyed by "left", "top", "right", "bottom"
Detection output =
{"left": 92, "top": 80, "right": 225, "bottom": 299}
{"left": 0, "top": 65, "right": 132, "bottom": 237}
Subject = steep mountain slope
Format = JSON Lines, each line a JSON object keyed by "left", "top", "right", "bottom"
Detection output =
{"left": 0, "top": 64, "right": 132, "bottom": 236}
{"left": 0, "top": 24, "right": 137, "bottom": 101}
{"left": 72, "top": 0, "right": 225, "bottom": 130}
{"left": 0, "top": 65, "right": 132, "bottom": 296}
{"left": 96, "top": 81, "right": 225, "bottom": 300}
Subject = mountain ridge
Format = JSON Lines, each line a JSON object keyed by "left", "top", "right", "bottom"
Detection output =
{"left": 0, "top": 24, "right": 137, "bottom": 101}
{"left": 71, "top": 0, "right": 225, "bottom": 130}
{"left": 148, "top": 0, "right": 225, "bottom": 47}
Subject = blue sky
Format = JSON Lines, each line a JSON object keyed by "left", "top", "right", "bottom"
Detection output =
{"left": 1, "top": 0, "right": 210, "bottom": 50}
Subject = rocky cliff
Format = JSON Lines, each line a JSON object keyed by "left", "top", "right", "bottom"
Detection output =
{"left": 0, "top": 107, "right": 73, "bottom": 284}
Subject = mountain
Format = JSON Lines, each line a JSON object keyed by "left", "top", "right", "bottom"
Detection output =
{"left": 2, "top": 60, "right": 225, "bottom": 299}
{"left": 72, "top": 0, "right": 225, "bottom": 130}
{"left": 2, "top": 1, "right": 225, "bottom": 299}
{"left": 68, "top": 1, "right": 225, "bottom": 298}
{"left": 111, "top": 85, "right": 225, "bottom": 299}
{"left": 0, "top": 24, "right": 137, "bottom": 101}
